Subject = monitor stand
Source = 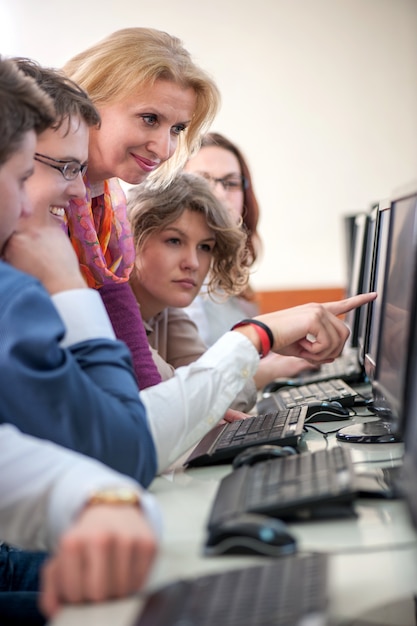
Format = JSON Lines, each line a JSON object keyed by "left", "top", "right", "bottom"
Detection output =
{"left": 336, "top": 419, "right": 402, "bottom": 444}
{"left": 348, "top": 595, "right": 417, "bottom": 625}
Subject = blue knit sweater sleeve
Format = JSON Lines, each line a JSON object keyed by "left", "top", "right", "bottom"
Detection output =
{"left": 0, "top": 262, "right": 157, "bottom": 488}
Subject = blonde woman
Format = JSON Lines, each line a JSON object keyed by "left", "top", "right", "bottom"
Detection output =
{"left": 62, "top": 28, "right": 220, "bottom": 389}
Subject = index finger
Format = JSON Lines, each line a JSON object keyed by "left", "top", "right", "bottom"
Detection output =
{"left": 324, "top": 292, "right": 377, "bottom": 317}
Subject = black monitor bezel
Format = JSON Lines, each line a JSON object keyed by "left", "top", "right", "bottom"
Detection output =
{"left": 344, "top": 212, "right": 369, "bottom": 348}
{"left": 342, "top": 213, "right": 359, "bottom": 289}
{"left": 356, "top": 204, "right": 379, "bottom": 366}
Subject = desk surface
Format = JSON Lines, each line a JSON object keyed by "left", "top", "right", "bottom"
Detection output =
{"left": 51, "top": 410, "right": 417, "bottom": 626}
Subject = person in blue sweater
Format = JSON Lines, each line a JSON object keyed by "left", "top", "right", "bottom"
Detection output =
{"left": 0, "top": 55, "right": 159, "bottom": 626}
{"left": 2, "top": 58, "right": 157, "bottom": 487}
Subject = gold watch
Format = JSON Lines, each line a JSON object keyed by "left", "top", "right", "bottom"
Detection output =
{"left": 86, "top": 487, "right": 141, "bottom": 508}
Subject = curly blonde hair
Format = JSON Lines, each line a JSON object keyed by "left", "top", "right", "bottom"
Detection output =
{"left": 62, "top": 28, "right": 220, "bottom": 188}
{"left": 127, "top": 172, "right": 250, "bottom": 297}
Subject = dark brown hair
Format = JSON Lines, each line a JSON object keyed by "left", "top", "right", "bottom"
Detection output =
{"left": 0, "top": 56, "right": 54, "bottom": 165}
{"left": 13, "top": 57, "right": 101, "bottom": 135}
{"left": 200, "top": 132, "right": 262, "bottom": 266}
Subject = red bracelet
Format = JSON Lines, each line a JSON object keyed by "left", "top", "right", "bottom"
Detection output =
{"left": 231, "top": 319, "right": 272, "bottom": 358}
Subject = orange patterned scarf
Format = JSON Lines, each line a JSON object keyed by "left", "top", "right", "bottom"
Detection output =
{"left": 66, "top": 178, "right": 135, "bottom": 288}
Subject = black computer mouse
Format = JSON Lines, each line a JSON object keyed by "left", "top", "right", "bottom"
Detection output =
{"left": 205, "top": 513, "right": 297, "bottom": 557}
{"left": 305, "top": 401, "right": 351, "bottom": 423}
{"left": 232, "top": 444, "right": 297, "bottom": 469}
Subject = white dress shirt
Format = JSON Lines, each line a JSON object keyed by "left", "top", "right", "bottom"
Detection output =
{"left": 0, "top": 424, "right": 161, "bottom": 551}
{"left": 52, "top": 289, "right": 260, "bottom": 475}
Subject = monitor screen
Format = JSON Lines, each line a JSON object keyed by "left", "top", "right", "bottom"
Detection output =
{"left": 363, "top": 201, "right": 392, "bottom": 382}
{"left": 371, "top": 192, "right": 417, "bottom": 430}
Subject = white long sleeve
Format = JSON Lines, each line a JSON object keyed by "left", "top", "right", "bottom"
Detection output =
{"left": 46, "top": 286, "right": 260, "bottom": 478}
{"left": 141, "top": 331, "right": 259, "bottom": 473}
{"left": 51, "top": 288, "right": 116, "bottom": 346}
{"left": 0, "top": 424, "right": 161, "bottom": 551}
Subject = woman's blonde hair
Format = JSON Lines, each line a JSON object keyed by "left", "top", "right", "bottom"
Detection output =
{"left": 62, "top": 28, "right": 220, "bottom": 187}
{"left": 127, "top": 172, "right": 250, "bottom": 297}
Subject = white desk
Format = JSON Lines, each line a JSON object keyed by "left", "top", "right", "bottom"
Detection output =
{"left": 51, "top": 410, "right": 417, "bottom": 626}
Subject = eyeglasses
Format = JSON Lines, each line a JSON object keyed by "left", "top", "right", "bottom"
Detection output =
{"left": 200, "top": 173, "right": 248, "bottom": 192}
{"left": 34, "top": 152, "right": 88, "bottom": 181}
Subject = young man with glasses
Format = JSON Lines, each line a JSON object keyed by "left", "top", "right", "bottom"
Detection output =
{"left": 6, "top": 58, "right": 158, "bottom": 487}
{"left": 33, "top": 152, "right": 88, "bottom": 180}
{"left": 0, "top": 56, "right": 159, "bottom": 625}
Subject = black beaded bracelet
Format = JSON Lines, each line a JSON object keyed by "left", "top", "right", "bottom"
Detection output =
{"left": 231, "top": 318, "right": 274, "bottom": 358}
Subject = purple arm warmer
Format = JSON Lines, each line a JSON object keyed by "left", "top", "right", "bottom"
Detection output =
{"left": 99, "top": 281, "right": 162, "bottom": 390}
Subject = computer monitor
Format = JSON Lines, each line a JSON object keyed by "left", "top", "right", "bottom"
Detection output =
{"left": 344, "top": 212, "right": 369, "bottom": 348}
{"left": 363, "top": 199, "right": 392, "bottom": 382}
{"left": 337, "top": 191, "right": 417, "bottom": 444}
{"left": 401, "top": 315, "right": 417, "bottom": 528}
{"left": 372, "top": 192, "right": 417, "bottom": 426}
{"left": 398, "top": 190, "right": 417, "bottom": 532}
{"left": 356, "top": 204, "right": 379, "bottom": 367}
{"left": 342, "top": 213, "right": 360, "bottom": 289}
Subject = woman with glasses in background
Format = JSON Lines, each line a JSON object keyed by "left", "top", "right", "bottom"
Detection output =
{"left": 184, "top": 132, "right": 260, "bottom": 347}
{"left": 184, "top": 132, "right": 317, "bottom": 382}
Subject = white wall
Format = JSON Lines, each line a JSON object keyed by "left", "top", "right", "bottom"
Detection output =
{"left": 2, "top": 0, "right": 416, "bottom": 290}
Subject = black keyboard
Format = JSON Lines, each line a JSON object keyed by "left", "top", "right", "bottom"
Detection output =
{"left": 185, "top": 406, "right": 307, "bottom": 468}
{"left": 133, "top": 553, "right": 329, "bottom": 626}
{"left": 208, "top": 446, "right": 357, "bottom": 526}
{"left": 281, "top": 350, "right": 363, "bottom": 386}
{"left": 258, "top": 378, "right": 358, "bottom": 414}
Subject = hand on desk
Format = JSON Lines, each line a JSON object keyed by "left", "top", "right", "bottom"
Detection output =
{"left": 253, "top": 353, "right": 319, "bottom": 389}
{"left": 39, "top": 503, "right": 158, "bottom": 619}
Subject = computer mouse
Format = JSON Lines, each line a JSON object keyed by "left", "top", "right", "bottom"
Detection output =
{"left": 205, "top": 512, "right": 297, "bottom": 557}
{"left": 305, "top": 401, "right": 351, "bottom": 423}
{"left": 232, "top": 444, "right": 297, "bottom": 469}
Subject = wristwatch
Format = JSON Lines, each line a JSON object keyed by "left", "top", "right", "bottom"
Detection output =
{"left": 86, "top": 487, "right": 141, "bottom": 508}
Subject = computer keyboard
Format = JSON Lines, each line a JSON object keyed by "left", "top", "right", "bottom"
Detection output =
{"left": 185, "top": 405, "right": 307, "bottom": 468}
{"left": 280, "top": 350, "right": 363, "bottom": 386}
{"left": 208, "top": 446, "right": 357, "bottom": 527}
{"left": 258, "top": 378, "right": 358, "bottom": 414}
{"left": 133, "top": 553, "right": 329, "bottom": 626}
